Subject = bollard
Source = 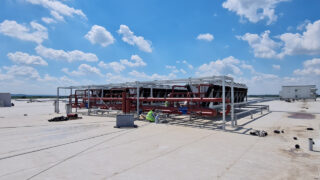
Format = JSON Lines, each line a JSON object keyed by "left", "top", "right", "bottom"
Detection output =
{"left": 65, "top": 104, "right": 71, "bottom": 115}
{"left": 309, "top": 138, "right": 314, "bottom": 151}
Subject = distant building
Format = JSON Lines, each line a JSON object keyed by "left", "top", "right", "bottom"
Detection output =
{"left": 279, "top": 85, "right": 317, "bottom": 100}
{"left": 0, "top": 93, "right": 11, "bottom": 107}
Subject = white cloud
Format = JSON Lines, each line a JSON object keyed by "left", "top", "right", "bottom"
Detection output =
{"left": 35, "top": 45, "right": 98, "bottom": 62}
{"left": 181, "top": 60, "right": 194, "bottom": 69}
{"left": 50, "top": 10, "right": 64, "bottom": 21}
{"left": 62, "top": 64, "right": 102, "bottom": 76}
{"left": 41, "top": 17, "right": 56, "bottom": 24}
{"left": 196, "top": 56, "right": 242, "bottom": 76}
{"left": 0, "top": 69, "right": 12, "bottom": 81}
{"left": 272, "top": 64, "right": 280, "bottom": 70}
{"left": 238, "top": 30, "right": 281, "bottom": 58}
{"left": 7, "top": 52, "right": 48, "bottom": 66}
{"left": 98, "top": 54, "right": 146, "bottom": 73}
{"left": 0, "top": 20, "right": 48, "bottom": 44}
{"left": 180, "top": 69, "right": 187, "bottom": 74}
{"left": 85, "top": 25, "right": 115, "bottom": 47}
{"left": 3, "top": 65, "right": 40, "bottom": 80}
{"left": 296, "top": 19, "right": 311, "bottom": 31}
{"left": 98, "top": 61, "right": 125, "bottom": 73}
{"left": 129, "top": 70, "right": 176, "bottom": 80}
{"left": 165, "top": 65, "right": 186, "bottom": 74}
{"left": 240, "top": 62, "right": 255, "bottom": 73}
{"left": 197, "top": 33, "right": 214, "bottom": 42}
{"left": 0, "top": 65, "right": 78, "bottom": 87}
{"left": 240, "top": 19, "right": 320, "bottom": 58}
{"left": 166, "top": 65, "right": 179, "bottom": 73}
{"left": 26, "top": 0, "right": 86, "bottom": 22}
{"left": 117, "top": 25, "right": 152, "bottom": 53}
{"left": 105, "top": 73, "right": 134, "bottom": 83}
{"left": 243, "top": 73, "right": 280, "bottom": 94}
{"left": 251, "top": 73, "right": 278, "bottom": 82}
{"left": 294, "top": 58, "right": 320, "bottom": 76}
{"left": 120, "top": 54, "right": 146, "bottom": 67}
{"left": 279, "top": 19, "right": 320, "bottom": 56}
{"left": 222, "top": 0, "right": 289, "bottom": 24}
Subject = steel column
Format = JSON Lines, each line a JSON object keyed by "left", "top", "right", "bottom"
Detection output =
{"left": 222, "top": 76, "right": 226, "bottom": 130}
{"left": 87, "top": 86, "right": 90, "bottom": 115}
{"left": 56, "top": 87, "right": 60, "bottom": 113}
{"left": 136, "top": 82, "right": 140, "bottom": 115}
{"left": 231, "top": 78, "right": 235, "bottom": 127}
{"left": 70, "top": 88, "right": 72, "bottom": 113}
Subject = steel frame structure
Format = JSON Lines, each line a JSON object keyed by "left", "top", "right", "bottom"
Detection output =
{"left": 55, "top": 76, "right": 247, "bottom": 129}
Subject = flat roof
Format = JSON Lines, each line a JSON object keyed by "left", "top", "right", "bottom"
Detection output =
{"left": 282, "top": 85, "right": 316, "bottom": 87}
{"left": 0, "top": 99, "right": 319, "bottom": 179}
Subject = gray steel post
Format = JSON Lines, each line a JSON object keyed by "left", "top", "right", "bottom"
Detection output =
{"left": 150, "top": 87, "right": 153, "bottom": 105}
{"left": 56, "top": 87, "right": 60, "bottom": 113}
{"left": 100, "top": 89, "right": 103, "bottom": 104}
{"left": 136, "top": 82, "right": 140, "bottom": 115}
{"left": 309, "top": 138, "right": 314, "bottom": 151}
{"left": 88, "top": 86, "right": 90, "bottom": 115}
{"left": 231, "top": 78, "right": 235, "bottom": 127}
{"left": 70, "top": 88, "right": 72, "bottom": 113}
{"left": 222, "top": 76, "right": 226, "bottom": 130}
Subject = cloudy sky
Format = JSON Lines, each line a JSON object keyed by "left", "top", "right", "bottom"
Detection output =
{"left": 0, "top": 0, "right": 320, "bottom": 95}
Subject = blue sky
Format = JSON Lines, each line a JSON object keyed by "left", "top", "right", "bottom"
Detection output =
{"left": 0, "top": 0, "right": 320, "bottom": 95}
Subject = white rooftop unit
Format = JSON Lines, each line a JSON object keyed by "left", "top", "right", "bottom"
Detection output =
{"left": 279, "top": 85, "right": 317, "bottom": 100}
{"left": 0, "top": 93, "right": 11, "bottom": 107}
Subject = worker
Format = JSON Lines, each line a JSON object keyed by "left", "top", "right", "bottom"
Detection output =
{"left": 146, "top": 108, "right": 157, "bottom": 122}
{"left": 165, "top": 93, "right": 170, "bottom": 107}
{"left": 164, "top": 101, "right": 169, "bottom": 107}
{"left": 146, "top": 108, "right": 155, "bottom": 122}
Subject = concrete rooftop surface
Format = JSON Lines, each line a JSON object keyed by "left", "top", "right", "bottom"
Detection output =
{"left": 0, "top": 99, "right": 320, "bottom": 180}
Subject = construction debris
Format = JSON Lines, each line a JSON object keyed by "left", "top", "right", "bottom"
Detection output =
{"left": 48, "top": 114, "right": 82, "bottom": 122}
{"left": 160, "top": 120, "right": 168, "bottom": 123}
{"left": 67, "top": 113, "right": 82, "bottom": 120}
{"left": 48, "top": 116, "right": 68, "bottom": 122}
{"left": 274, "top": 130, "right": 280, "bottom": 134}
{"left": 250, "top": 130, "right": 268, "bottom": 137}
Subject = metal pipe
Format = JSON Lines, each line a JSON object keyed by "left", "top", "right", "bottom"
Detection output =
{"left": 83, "top": 97, "right": 231, "bottom": 103}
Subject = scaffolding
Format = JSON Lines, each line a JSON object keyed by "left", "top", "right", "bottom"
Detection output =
{"left": 55, "top": 76, "right": 248, "bottom": 129}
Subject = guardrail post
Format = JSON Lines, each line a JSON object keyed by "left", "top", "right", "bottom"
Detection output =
{"left": 222, "top": 76, "right": 226, "bottom": 130}
{"left": 231, "top": 78, "right": 235, "bottom": 127}
{"left": 136, "top": 82, "right": 140, "bottom": 115}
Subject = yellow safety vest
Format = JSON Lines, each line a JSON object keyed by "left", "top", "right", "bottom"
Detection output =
{"left": 146, "top": 110, "right": 155, "bottom": 122}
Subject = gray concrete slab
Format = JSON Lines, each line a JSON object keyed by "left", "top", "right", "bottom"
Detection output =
{"left": 0, "top": 99, "right": 319, "bottom": 179}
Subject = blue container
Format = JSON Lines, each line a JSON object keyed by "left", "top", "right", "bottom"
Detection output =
{"left": 179, "top": 107, "right": 188, "bottom": 114}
